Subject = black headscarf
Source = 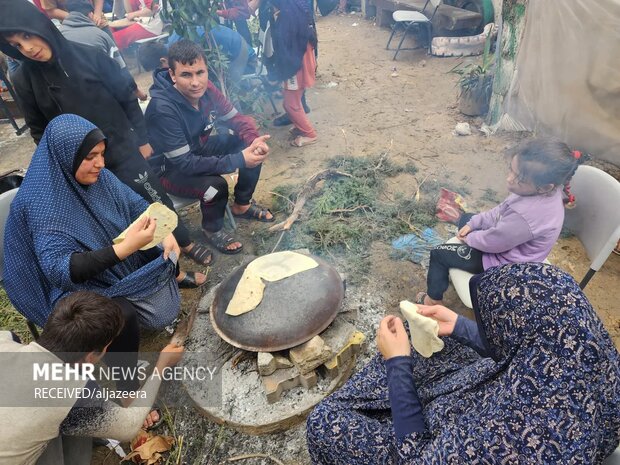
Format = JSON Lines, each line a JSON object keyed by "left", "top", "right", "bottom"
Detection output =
{"left": 269, "top": 0, "right": 317, "bottom": 81}
{"left": 72, "top": 128, "right": 106, "bottom": 175}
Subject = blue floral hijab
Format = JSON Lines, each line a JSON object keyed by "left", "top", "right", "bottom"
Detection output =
{"left": 3, "top": 114, "right": 177, "bottom": 327}
{"left": 397, "top": 263, "right": 620, "bottom": 463}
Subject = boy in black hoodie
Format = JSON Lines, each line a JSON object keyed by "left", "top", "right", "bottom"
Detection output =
{"left": 0, "top": 0, "right": 213, "bottom": 273}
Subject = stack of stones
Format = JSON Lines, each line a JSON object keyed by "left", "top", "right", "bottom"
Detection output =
{"left": 257, "top": 317, "right": 365, "bottom": 403}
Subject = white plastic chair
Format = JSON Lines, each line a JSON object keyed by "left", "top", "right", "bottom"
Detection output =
{"left": 562, "top": 165, "right": 620, "bottom": 288}
{"left": 0, "top": 187, "right": 18, "bottom": 282}
{"left": 0, "top": 186, "right": 39, "bottom": 338}
{"left": 447, "top": 241, "right": 551, "bottom": 309}
{"left": 448, "top": 165, "right": 620, "bottom": 308}
{"left": 385, "top": 0, "right": 441, "bottom": 60}
{"left": 604, "top": 446, "right": 620, "bottom": 465}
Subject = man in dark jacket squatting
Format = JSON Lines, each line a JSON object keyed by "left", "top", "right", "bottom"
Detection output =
{"left": 145, "top": 39, "right": 274, "bottom": 255}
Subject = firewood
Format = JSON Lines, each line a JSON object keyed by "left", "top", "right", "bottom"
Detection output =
{"left": 269, "top": 169, "right": 351, "bottom": 232}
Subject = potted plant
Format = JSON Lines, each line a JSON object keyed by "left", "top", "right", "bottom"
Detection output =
{"left": 450, "top": 30, "right": 494, "bottom": 116}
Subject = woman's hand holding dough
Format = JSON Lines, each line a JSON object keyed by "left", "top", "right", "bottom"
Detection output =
{"left": 416, "top": 305, "right": 458, "bottom": 337}
{"left": 377, "top": 315, "right": 411, "bottom": 360}
{"left": 113, "top": 216, "right": 156, "bottom": 259}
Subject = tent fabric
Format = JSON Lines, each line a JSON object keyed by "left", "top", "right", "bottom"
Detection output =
{"left": 502, "top": 0, "right": 620, "bottom": 164}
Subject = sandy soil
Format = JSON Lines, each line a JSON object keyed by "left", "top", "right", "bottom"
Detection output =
{"left": 1, "top": 11, "right": 619, "bottom": 464}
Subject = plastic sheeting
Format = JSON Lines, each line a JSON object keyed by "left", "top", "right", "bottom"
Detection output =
{"left": 502, "top": 0, "right": 620, "bottom": 164}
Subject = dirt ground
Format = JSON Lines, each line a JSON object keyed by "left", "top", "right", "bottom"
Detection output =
{"left": 1, "top": 10, "right": 619, "bottom": 465}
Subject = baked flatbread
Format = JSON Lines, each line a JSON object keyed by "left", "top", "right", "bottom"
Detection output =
{"left": 246, "top": 251, "right": 318, "bottom": 282}
{"left": 399, "top": 300, "right": 444, "bottom": 358}
{"left": 225, "top": 252, "right": 319, "bottom": 316}
{"left": 226, "top": 270, "right": 266, "bottom": 316}
{"left": 114, "top": 203, "right": 178, "bottom": 251}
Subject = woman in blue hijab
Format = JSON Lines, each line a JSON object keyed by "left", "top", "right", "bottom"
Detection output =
{"left": 3, "top": 114, "right": 180, "bottom": 332}
{"left": 307, "top": 263, "right": 620, "bottom": 464}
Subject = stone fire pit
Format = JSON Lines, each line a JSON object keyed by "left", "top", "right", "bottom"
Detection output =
{"left": 182, "top": 263, "right": 364, "bottom": 435}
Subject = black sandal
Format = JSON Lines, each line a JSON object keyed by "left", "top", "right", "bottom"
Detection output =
{"left": 203, "top": 229, "right": 243, "bottom": 255}
{"left": 177, "top": 271, "right": 207, "bottom": 289}
{"left": 183, "top": 242, "right": 214, "bottom": 266}
{"left": 233, "top": 200, "right": 275, "bottom": 223}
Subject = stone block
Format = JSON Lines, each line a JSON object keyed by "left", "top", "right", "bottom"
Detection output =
{"left": 262, "top": 366, "right": 318, "bottom": 404}
{"left": 319, "top": 331, "right": 366, "bottom": 379}
{"left": 258, "top": 352, "right": 294, "bottom": 376}
{"left": 258, "top": 352, "right": 275, "bottom": 376}
{"left": 274, "top": 354, "right": 294, "bottom": 369}
{"left": 319, "top": 318, "right": 356, "bottom": 353}
{"left": 289, "top": 336, "right": 334, "bottom": 375}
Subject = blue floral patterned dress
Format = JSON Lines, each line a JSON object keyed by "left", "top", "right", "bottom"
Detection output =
{"left": 307, "top": 263, "right": 620, "bottom": 464}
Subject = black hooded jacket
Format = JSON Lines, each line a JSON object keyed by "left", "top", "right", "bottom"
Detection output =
{"left": 0, "top": 0, "right": 146, "bottom": 169}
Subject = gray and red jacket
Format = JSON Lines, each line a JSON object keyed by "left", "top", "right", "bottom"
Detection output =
{"left": 218, "top": 0, "right": 251, "bottom": 20}
{"left": 145, "top": 68, "right": 259, "bottom": 176}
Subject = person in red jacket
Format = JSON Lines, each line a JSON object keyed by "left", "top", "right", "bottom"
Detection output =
{"left": 145, "top": 40, "right": 274, "bottom": 255}
{"left": 217, "top": 0, "right": 253, "bottom": 46}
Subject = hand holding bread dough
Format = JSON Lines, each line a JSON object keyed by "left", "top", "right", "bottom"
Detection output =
{"left": 399, "top": 300, "right": 444, "bottom": 358}
{"left": 114, "top": 203, "right": 178, "bottom": 251}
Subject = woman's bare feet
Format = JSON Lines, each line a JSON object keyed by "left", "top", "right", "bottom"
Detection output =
{"left": 291, "top": 135, "right": 318, "bottom": 147}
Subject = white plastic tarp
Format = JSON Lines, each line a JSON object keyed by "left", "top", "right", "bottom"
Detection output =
{"left": 503, "top": 0, "right": 620, "bottom": 164}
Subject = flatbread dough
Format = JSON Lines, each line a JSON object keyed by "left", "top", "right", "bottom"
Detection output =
{"left": 225, "top": 252, "right": 319, "bottom": 316}
{"left": 114, "top": 203, "right": 178, "bottom": 251}
{"left": 225, "top": 270, "right": 266, "bottom": 316}
{"left": 246, "top": 251, "right": 318, "bottom": 282}
{"left": 399, "top": 300, "right": 444, "bottom": 358}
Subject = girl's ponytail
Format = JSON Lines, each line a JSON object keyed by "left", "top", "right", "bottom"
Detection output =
{"left": 562, "top": 150, "right": 589, "bottom": 208}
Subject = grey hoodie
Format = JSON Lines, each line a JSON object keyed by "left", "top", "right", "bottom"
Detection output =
{"left": 59, "top": 11, "right": 125, "bottom": 67}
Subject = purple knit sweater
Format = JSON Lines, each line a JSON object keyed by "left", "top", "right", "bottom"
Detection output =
{"left": 465, "top": 189, "right": 564, "bottom": 269}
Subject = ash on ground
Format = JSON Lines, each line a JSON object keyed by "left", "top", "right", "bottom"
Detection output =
{"left": 157, "top": 284, "right": 386, "bottom": 464}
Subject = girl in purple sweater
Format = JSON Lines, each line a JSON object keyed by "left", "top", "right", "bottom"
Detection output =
{"left": 417, "top": 139, "right": 584, "bottom": 306}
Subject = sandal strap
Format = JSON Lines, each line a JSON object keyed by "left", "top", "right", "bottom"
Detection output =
{"left": 211, "top": 229, "right": 235, "bottom": 244}
{"left": 246, "top": 200, "right": 272, "bottom": 219}
{"left": 206, "top": 229, "right": 241, "bottom": 252}
{"left": 185, "top": 243, "right": 213, "bottom": 265}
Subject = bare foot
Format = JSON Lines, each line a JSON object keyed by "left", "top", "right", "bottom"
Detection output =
{"left": 223, "top": 240, "right": 242, "bottom": 252}
{"left": 424, "top": 295, "right": 443, "bottom": 306}
{"left": 142, "top": 409, "right": 159, "bottom": 429}
{"left": 176, "top": 271, "right": 207, "bottom": 286}
{"left": 291, "top": 135, "right": 318, "bottom": 147}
